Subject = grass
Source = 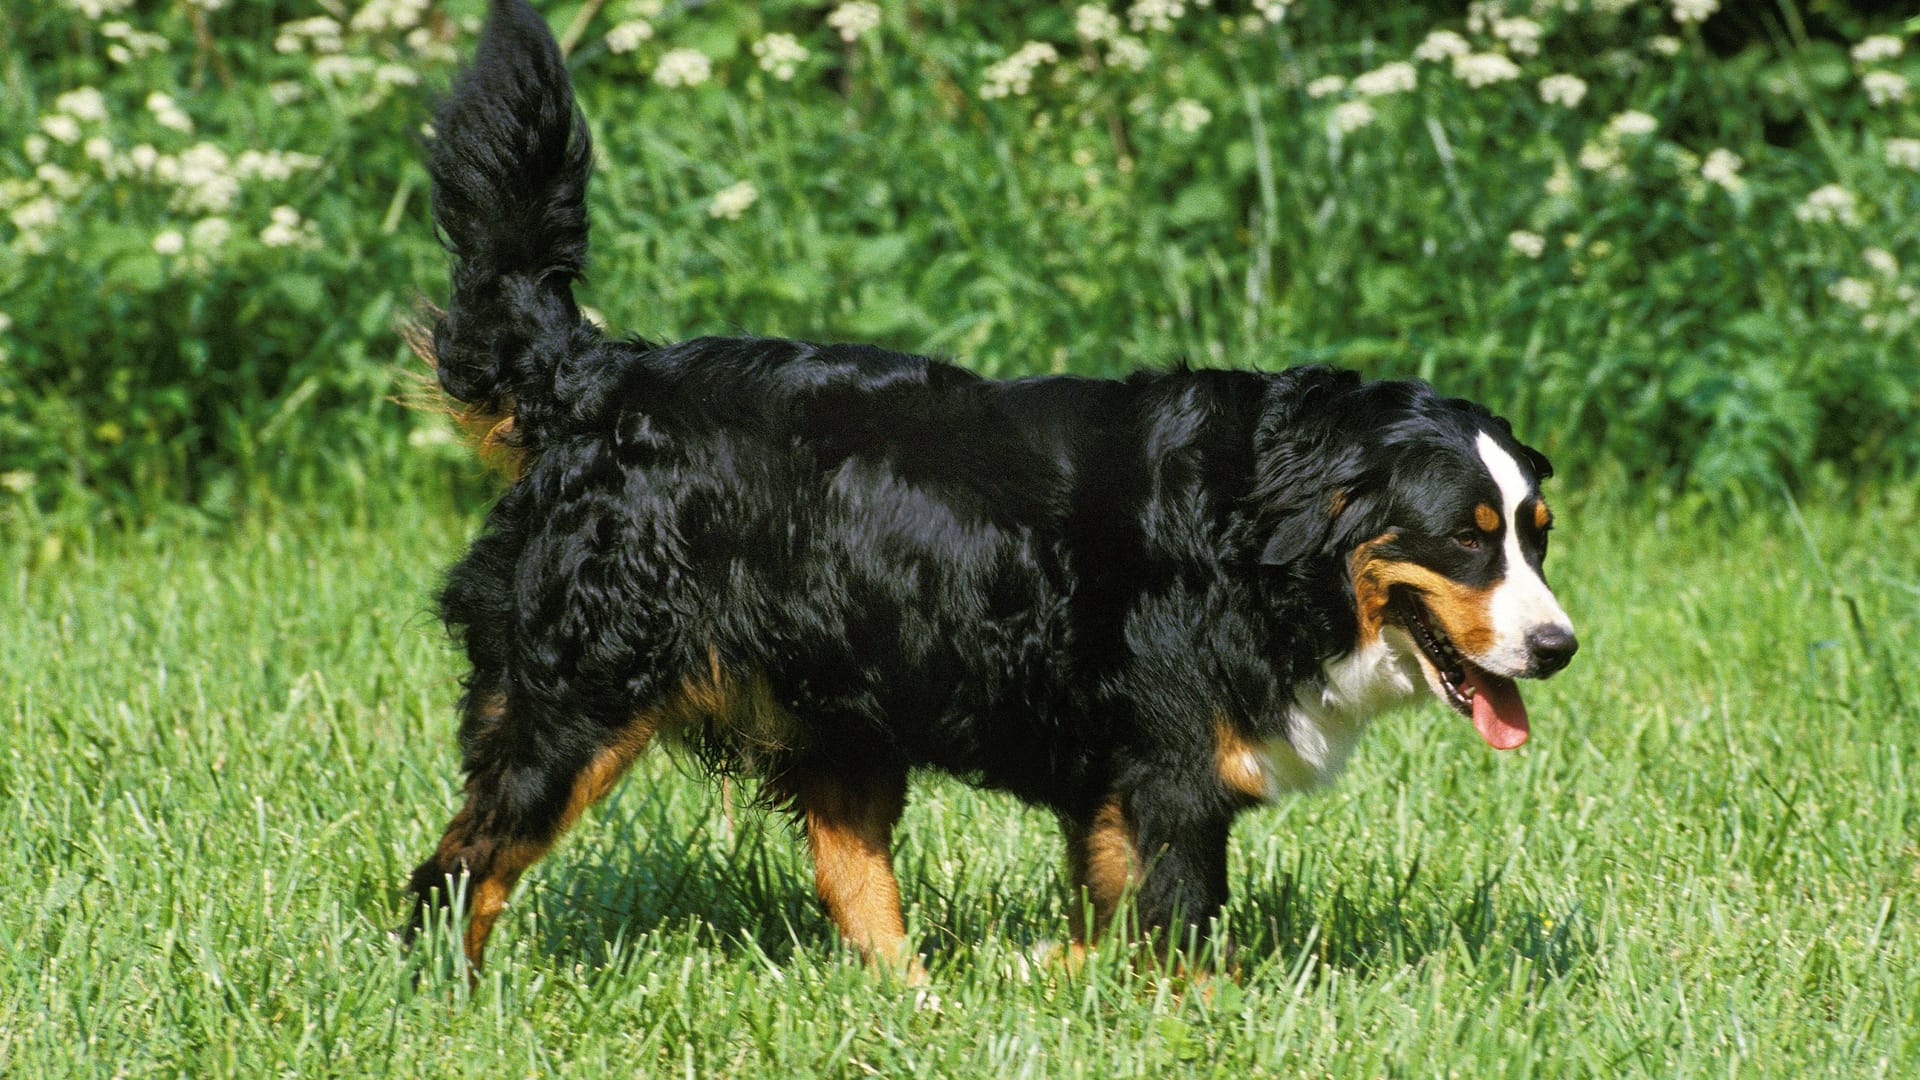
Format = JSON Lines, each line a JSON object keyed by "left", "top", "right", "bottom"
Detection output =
{"left": 1, "top": 483, "right": 1915, "bottom": 1077}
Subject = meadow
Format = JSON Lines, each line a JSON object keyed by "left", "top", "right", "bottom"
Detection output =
{"left": 3, "top": 0, "right": 1919, "bottom": 1076}
{"left": 3, "top": 468, "right": 1916, "bottom": 1076}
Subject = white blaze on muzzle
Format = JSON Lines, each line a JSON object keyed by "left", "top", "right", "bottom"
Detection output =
{"left": 1475, "top": 432, "right": 1574, "bottom": 678}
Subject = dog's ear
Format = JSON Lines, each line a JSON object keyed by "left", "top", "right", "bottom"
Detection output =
{"left": 1258, "top": 485, "right": 1383, "bottom": 566}
{"left": 1250, "top": 367, "right": 1419, "bottom": 568}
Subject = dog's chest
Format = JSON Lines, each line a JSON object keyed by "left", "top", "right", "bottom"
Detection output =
{"left": 1240, "top": 639, "right": 1426, "bottom": 798}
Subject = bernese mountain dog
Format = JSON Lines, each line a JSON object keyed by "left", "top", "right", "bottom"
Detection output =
{"left": 405, "top": 0, "right": 1579, "bottom": 979}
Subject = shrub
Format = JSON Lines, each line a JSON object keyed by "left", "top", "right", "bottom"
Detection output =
{"left": 2, "top": 0, "right": 1916, "bottom": 518}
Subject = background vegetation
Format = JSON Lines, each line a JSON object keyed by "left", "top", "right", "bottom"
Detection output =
{"left": 3, "top": 0, "right": 1918, "bottom": 1076}
{"left": 2, "top": 0, "right": 1917, "bottom": 520}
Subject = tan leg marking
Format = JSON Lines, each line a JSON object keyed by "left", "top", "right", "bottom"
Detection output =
{"left": 1067, "top": 796, "right": 1140, "bottom": 946}
{"left": 430, "top": 648, "right": 796, "bottom": 972}
{"left": 439, "top": 714, "right": 658, "bottom": 971}
{"left": 786, "top": 771, "right": 920, "bottom": 980}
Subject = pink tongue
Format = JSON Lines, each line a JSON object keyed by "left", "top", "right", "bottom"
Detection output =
{"left": 1466, "top": 669, "right": 1530, "bottom": 750}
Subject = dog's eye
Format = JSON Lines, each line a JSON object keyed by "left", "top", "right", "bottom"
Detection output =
{"left": 1452, "top": 531, "right": 1482, "bottom": 550}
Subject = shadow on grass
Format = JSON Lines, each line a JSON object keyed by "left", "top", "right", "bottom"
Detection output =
{"left": 486, "top": 794, "right": 1591, "bottom": 993}
{"left": 1226, "top": 852, "right": 1594, "bottom": 993}
{"left": 518, "top": 798, "right": 833, "bottom": 971}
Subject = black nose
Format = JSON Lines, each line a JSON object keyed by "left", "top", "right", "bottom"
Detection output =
{"left": 1526, "top": 625, "right": 1578, "bottom": 676}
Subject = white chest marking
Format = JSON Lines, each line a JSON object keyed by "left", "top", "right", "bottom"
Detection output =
{"left": 1251, "top": 634, "right": 1427, "bottom": 797}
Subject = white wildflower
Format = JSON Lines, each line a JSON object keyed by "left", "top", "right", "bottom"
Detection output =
{"left": 64, "top": 0, "right": 134, "bottom": 18}
{"left": 54, "top": 88, "right": 110, "bottom": 123}
{"left": 1700, "top": 147, "right": 1743, "bottom": 192}
{"left": 259, "top": 205, "right": 318, "bottom": 248}
{"left": 167, "top": 142, "right": 240, "bottom": 215}
{"left": 376, "top": 63, "right": 420, "bottom": 88}
{"left": 1851, "top": 35, "right": 1904, "bottom": 64}
{"left": 274, "top": 16, "right": 344, "bottom": 56}
{"left": 1828, "top": 277, "right": 1874, "bottom": 310}
{"left": 708, "top": 180, "right": 758, "bottom": 220}
{"left": 1537, "top": 74, "right": 1587, "bottom": 107}
{"left": 752, "top": 33, "right": 810, "bottom": 81}
{"left": 350, "top": 0, "right": 429, "bottom": 35}
{"left": 153, "top": 230, "right": 185, "bottom": 255}
{"left": 1330, "top": 99, "right": 1376, "bottom": 134}
{"left": 1305, "top": 75, "right": 1346, "bottom": 98}
{"left": 1076, "top": 5, "right": 1121, "bottom": 41}
{"left": 1252, "top": 0, "right": 1289, "bottom": 22}
{"left": 147, "top": 91, "right": 193, "bottom": 133}
{"left": 1508, "top": 230, "right": 1546, "bottom": 258}
{"left": 1606, "top": 110, "right": 1658, "bottom": 137}
{"left": 1453, "top": 52, "right": 1522, "bottom": 88}
{"left": 1863, "top": 70, "right": 1908, "bottom": 107}
{"left": 1885, "top": 138, "right": 1920, "bottom": 170}
{"left": 1670, "top": 0, "right": 1719, "bottom": 24}
{"left": 826, "top": 2, "right": 881, "bottom": 43}
{"left": 101, "top": 21, "right": 169, "bottom": 64}
{"left": 1795, "top": 184, "right": 1858, "bottom": 226}
{"left": 981, "top": 42, "right": 1059, "bottom": 99}
{"left": 190, "top": 216, "right": 232, "bottom": 250}
{"left": 10, "top": 197, "right": 59, "bottom": 233}
{"left": 1128, "top": 0, "right": 1187, "bottom": 34}
{"left": 35, "top": 164, "right": 83, "bottom": 200}
{"left": 1414, "top": 30, "right": 1471, "bottom": 63}
{"left": 84, "top": 136, "right": 114, "bottom": 165}
{"left": 39, "top": 114, "right": 82, "bottom": 145}
{"left": 125, "top": 143, "right": 159, "bottom": 173}
{"left": 23, "top": 135, "right": 50, "bottom": 163}
{"left": 1544, "top": 160, "right": 1576, "bottom": 198}
{"left": 1352, "top": 62, "right": 1416, "bottom": 97}
{"left": 235, "top": 149, "right": 322, "bottom": 182}
{"left": 1493, "top": 17, "right": 1543, "bottom": 57}
{"left": 1577, "top": 141, "right": 1621, "bottom": 174}
{"left": 1105, "top": 36, "right": 1150, "bottom": 72}
{"left": 1863, "top": 248, "right": 1899, "bottom": 278}
{"left": 606, "top": 20, "right": 654, "bottom": 54}
{"left": 1648, "top": 35, "right": 1683, "bottom": 57}
{"left": 1165, "top": 99, "right": 1211, "bottom": 133}
{"left": 653, "top": 48, "right": 712, "bottom": 89}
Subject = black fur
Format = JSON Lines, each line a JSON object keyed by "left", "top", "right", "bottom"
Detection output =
{"left": 405, "top": 0, "right": 1565, "bottom": 966}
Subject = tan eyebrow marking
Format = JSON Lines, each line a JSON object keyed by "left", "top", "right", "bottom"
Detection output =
{"left": 1533, "top": 500, "right": 1552, "bottom": 530}
{"left": 1475, "top": 503, "right": 1501, "bottom": 533}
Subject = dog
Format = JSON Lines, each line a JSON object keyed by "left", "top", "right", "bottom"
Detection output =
{"left": 404, "top": 0, "right": 1578, "bottom": 978}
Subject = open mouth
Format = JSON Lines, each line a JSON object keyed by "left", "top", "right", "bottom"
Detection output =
{"left": 1392, "top": 592, "right": 1531, "bottom": 750}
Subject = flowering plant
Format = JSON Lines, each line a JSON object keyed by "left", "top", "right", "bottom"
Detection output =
{"left": 4, "top": 0, "right": 1918, "bottom": 515}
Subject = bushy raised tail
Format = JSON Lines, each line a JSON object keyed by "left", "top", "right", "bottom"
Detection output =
{"left": 424, "top": 0, "right": 594, "bottom": 464}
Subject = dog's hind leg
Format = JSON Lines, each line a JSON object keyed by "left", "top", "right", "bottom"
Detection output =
{"left": 405, "top": 692, "right": 655, "bottom": 973}
{"left": 777, "top": 767, "right": 923, "bottom": 982}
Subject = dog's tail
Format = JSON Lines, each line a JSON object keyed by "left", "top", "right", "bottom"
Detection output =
{"left": 423, "top": 0, "right": 593, "bottom": 463}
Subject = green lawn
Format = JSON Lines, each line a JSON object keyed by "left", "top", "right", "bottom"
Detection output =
{"left": 2, "top": 486, "right": 1915, "bottom": 1076}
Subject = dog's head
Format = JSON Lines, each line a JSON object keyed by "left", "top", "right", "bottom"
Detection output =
{"left": 1253, "top": 368, "right": 1576, "bottom": 748}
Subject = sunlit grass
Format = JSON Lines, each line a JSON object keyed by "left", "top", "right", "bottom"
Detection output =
{"left": 1, "top": 485, "right": 1914, "bottom": 1076}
